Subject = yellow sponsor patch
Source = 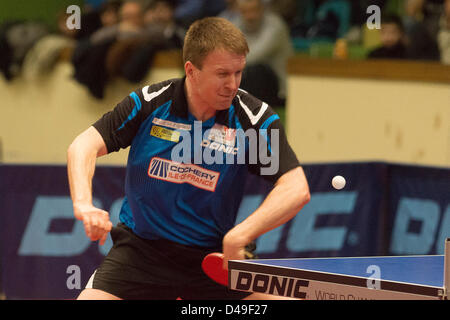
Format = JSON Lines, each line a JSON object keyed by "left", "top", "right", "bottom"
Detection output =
{"left": 150, "top": 125, "right": 180, "bottom": 143}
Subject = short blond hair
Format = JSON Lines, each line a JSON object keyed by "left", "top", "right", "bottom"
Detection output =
{"left": 183, "top": 17, "right": 249, "bottom": 69}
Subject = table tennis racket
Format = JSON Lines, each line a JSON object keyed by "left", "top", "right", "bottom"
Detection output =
{"left": 202, "top": 249, "right": 257, "bottom": 286}
{"left": 202, "top": 252, "right": 228, "bottom": 286}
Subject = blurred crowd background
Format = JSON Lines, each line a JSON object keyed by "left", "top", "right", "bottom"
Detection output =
{"left": 0, "top": 0, "right": 449, "bottom": 104}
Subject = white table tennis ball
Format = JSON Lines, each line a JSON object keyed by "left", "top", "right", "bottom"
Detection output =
{"left": 332, "top": 175, "right": 346, "bottom": 190}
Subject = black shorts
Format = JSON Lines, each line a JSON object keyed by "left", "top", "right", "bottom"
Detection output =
{"left": 86, "top": 223, "right": 252, "bottom": 300}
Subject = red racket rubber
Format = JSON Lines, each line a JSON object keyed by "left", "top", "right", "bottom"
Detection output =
{"left": 202, "top": 252, "right": 228, "bottom": 286}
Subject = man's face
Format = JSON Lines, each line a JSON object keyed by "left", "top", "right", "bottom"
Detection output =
{"left": 380, "top": 23, "right": 403, "bottom": 48}
{"left": 188, "top": 49, "right": 246, "bottom": 111}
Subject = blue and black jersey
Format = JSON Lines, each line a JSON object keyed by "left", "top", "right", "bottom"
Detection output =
{"left": 93, "top": 78, "right": 300, "bottom": 248}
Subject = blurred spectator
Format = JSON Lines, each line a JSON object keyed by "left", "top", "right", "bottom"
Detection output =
{"left": 306, "top": 0, "right": 351, "bottom": 40}
{"left": 115, "top": 0, "right": 186, "bottom": 83}
{"left": 90, "top": 0, "right": 145, "bottom": 45}
{"left": 0, "top": 21, "right": 48, "bottom": 81}
{"left": 174, "top": 0, "right": 227, "bottom": 28}
{"left": 289, "top": 0, "right": 350, "bottom": 39}
{"left": 0, "top": 23, "right": 15, "bottom": 80}
{"left": 21, "top": 10, "right": 78, "bottom": 80}
{"left": 349, "top": 0, "right": 387, "bottom": 26}
{"left": 403, "top": 0, "right": 444, "bottom": 40}
{"left": 235, "top": 0, "right": 293, "bottom": 106}
{"left": 402, "top": 0, "right": 440, "bottom": 60}
{"left": 84, "top": 0, "right": 110, "bottom": 10}
{"left": 404, "top": 0, "right": 426, "bottom": 31}
{"left": 267, "top": 0, "right": 298, "bottom": 27}
{"left": 289, "top": 0, "right": 317, "bottom": 38}
{"left": 405, "top": 20, "right": 440, "bottom": 60}
{"left": 143, "top": 0, "right": 185, "bottom": 48}
{"left": 73, "top": 6, "right": 103, "bottom": 41}
{"left": 75, "top": 0, "right": 122, "bottom": 41}
{"left": 99, "top": 0, "right": 122, "bottom": 27}
{"left": 144, "top": 0, "right": 175, "bottom": 25}
{"left": 288, "top": 0, "right": 351, "bottom": 55}
{"left": 219, "top": 0, "right": 240, "bottom": 25}
{"left": 438, "top": 0, "right": 450, "bottom": 64}
{"left": 57, "top": 9, "right": 80, "bottom": 40}
{"left": 71, "top": 0, "right": 186, "bottom": 98}
{"left": 72, "top": 1, "right": 147, "bottom": 99}
{"left": 368, "top": 14, "right": 407, "bottom": 59}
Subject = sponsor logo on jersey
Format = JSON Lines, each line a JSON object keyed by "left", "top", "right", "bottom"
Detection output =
{"left": 201, "top": 140, "right": 239, "bottom": 155}
{"left": 171, "top": 121, "right": 280, "bottom": 175}
{"left": 148, "top": 157, "right": 219, "bottom": 192}
{"left": 150, "top": 125, "right": 180, "bottom": 143}
{"left": 201, "top": 124, "right": 238, "bottom": 155}
{"left": 208, "top": 124, "right": 236, "bottom": 146}
{"left": 152, "top": 117, "right": 191, "bottom": 131}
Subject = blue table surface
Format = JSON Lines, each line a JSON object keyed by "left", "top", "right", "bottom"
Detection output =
{"left": 242, "top": 255, "right": 444, "bottom": 288}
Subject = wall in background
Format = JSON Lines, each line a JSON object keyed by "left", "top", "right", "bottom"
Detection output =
{"left": 0, "top": 0, "right": 84, "bottom": 31}
{"left": 286, "top": 58, "right": 450, "bottom": 168}
{"left": 0, "top": 56, "right": 184, "bottom": 165}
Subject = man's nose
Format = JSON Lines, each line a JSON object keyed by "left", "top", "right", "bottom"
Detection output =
{"left": 225, "top": 74, "right": 239, "bottom": 91}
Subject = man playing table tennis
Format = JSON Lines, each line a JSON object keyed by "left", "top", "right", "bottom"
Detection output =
{"left": 67, "top": 16, "right": 310, "bottom": 300}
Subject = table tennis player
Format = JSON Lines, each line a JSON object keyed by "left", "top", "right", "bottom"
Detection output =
{"left": 67, "top": 17, "right": 310, "bottom": 300}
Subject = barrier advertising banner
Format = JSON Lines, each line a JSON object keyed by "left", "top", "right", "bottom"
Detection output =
{"left": 0, "top": 162, "right": 449, "bottom": 299}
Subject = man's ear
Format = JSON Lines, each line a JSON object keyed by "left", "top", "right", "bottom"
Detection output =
{"left": 184, "top": 61, "right": 195, "bottom": 79}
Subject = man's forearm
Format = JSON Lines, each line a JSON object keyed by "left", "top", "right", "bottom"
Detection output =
{"left": 67, "top": 126, "right": 107, "bottom": 208}
{"left": 67, "top": 127, "right": 112, "bottom": 244}
{"left": 67, "top": 142, "right": 96, "bottom": 207}
{"left": 224, "top": 166, "right": 310, "bottom": 250}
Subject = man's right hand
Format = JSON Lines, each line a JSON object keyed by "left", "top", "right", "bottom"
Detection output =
{"left": 74, "top": 203, "right": 113, "bottom": 245}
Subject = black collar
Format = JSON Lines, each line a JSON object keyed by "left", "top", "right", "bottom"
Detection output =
{"left": 170, "top": 77, "right": 189, "bottom": 119}
{"left": 169, "top": 77, "right": 232, "bottom": 126}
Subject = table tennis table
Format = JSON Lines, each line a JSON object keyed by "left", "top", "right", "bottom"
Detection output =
{"left": 228, "top": 239, "right": 449, "bottom": 300}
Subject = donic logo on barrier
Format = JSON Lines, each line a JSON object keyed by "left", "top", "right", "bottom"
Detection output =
{"left": 17, "top": 195, "right": 450, "bottom": 257}
{"left": 147, "top": 157, "right": 220, "bottom": 192}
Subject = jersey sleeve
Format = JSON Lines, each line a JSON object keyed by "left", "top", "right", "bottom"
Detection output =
{"left": 248, "top": 116, "right": 300, "bottom": 184}
{"left": 92, "top": 89, "right": 145, "bottom": 153}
